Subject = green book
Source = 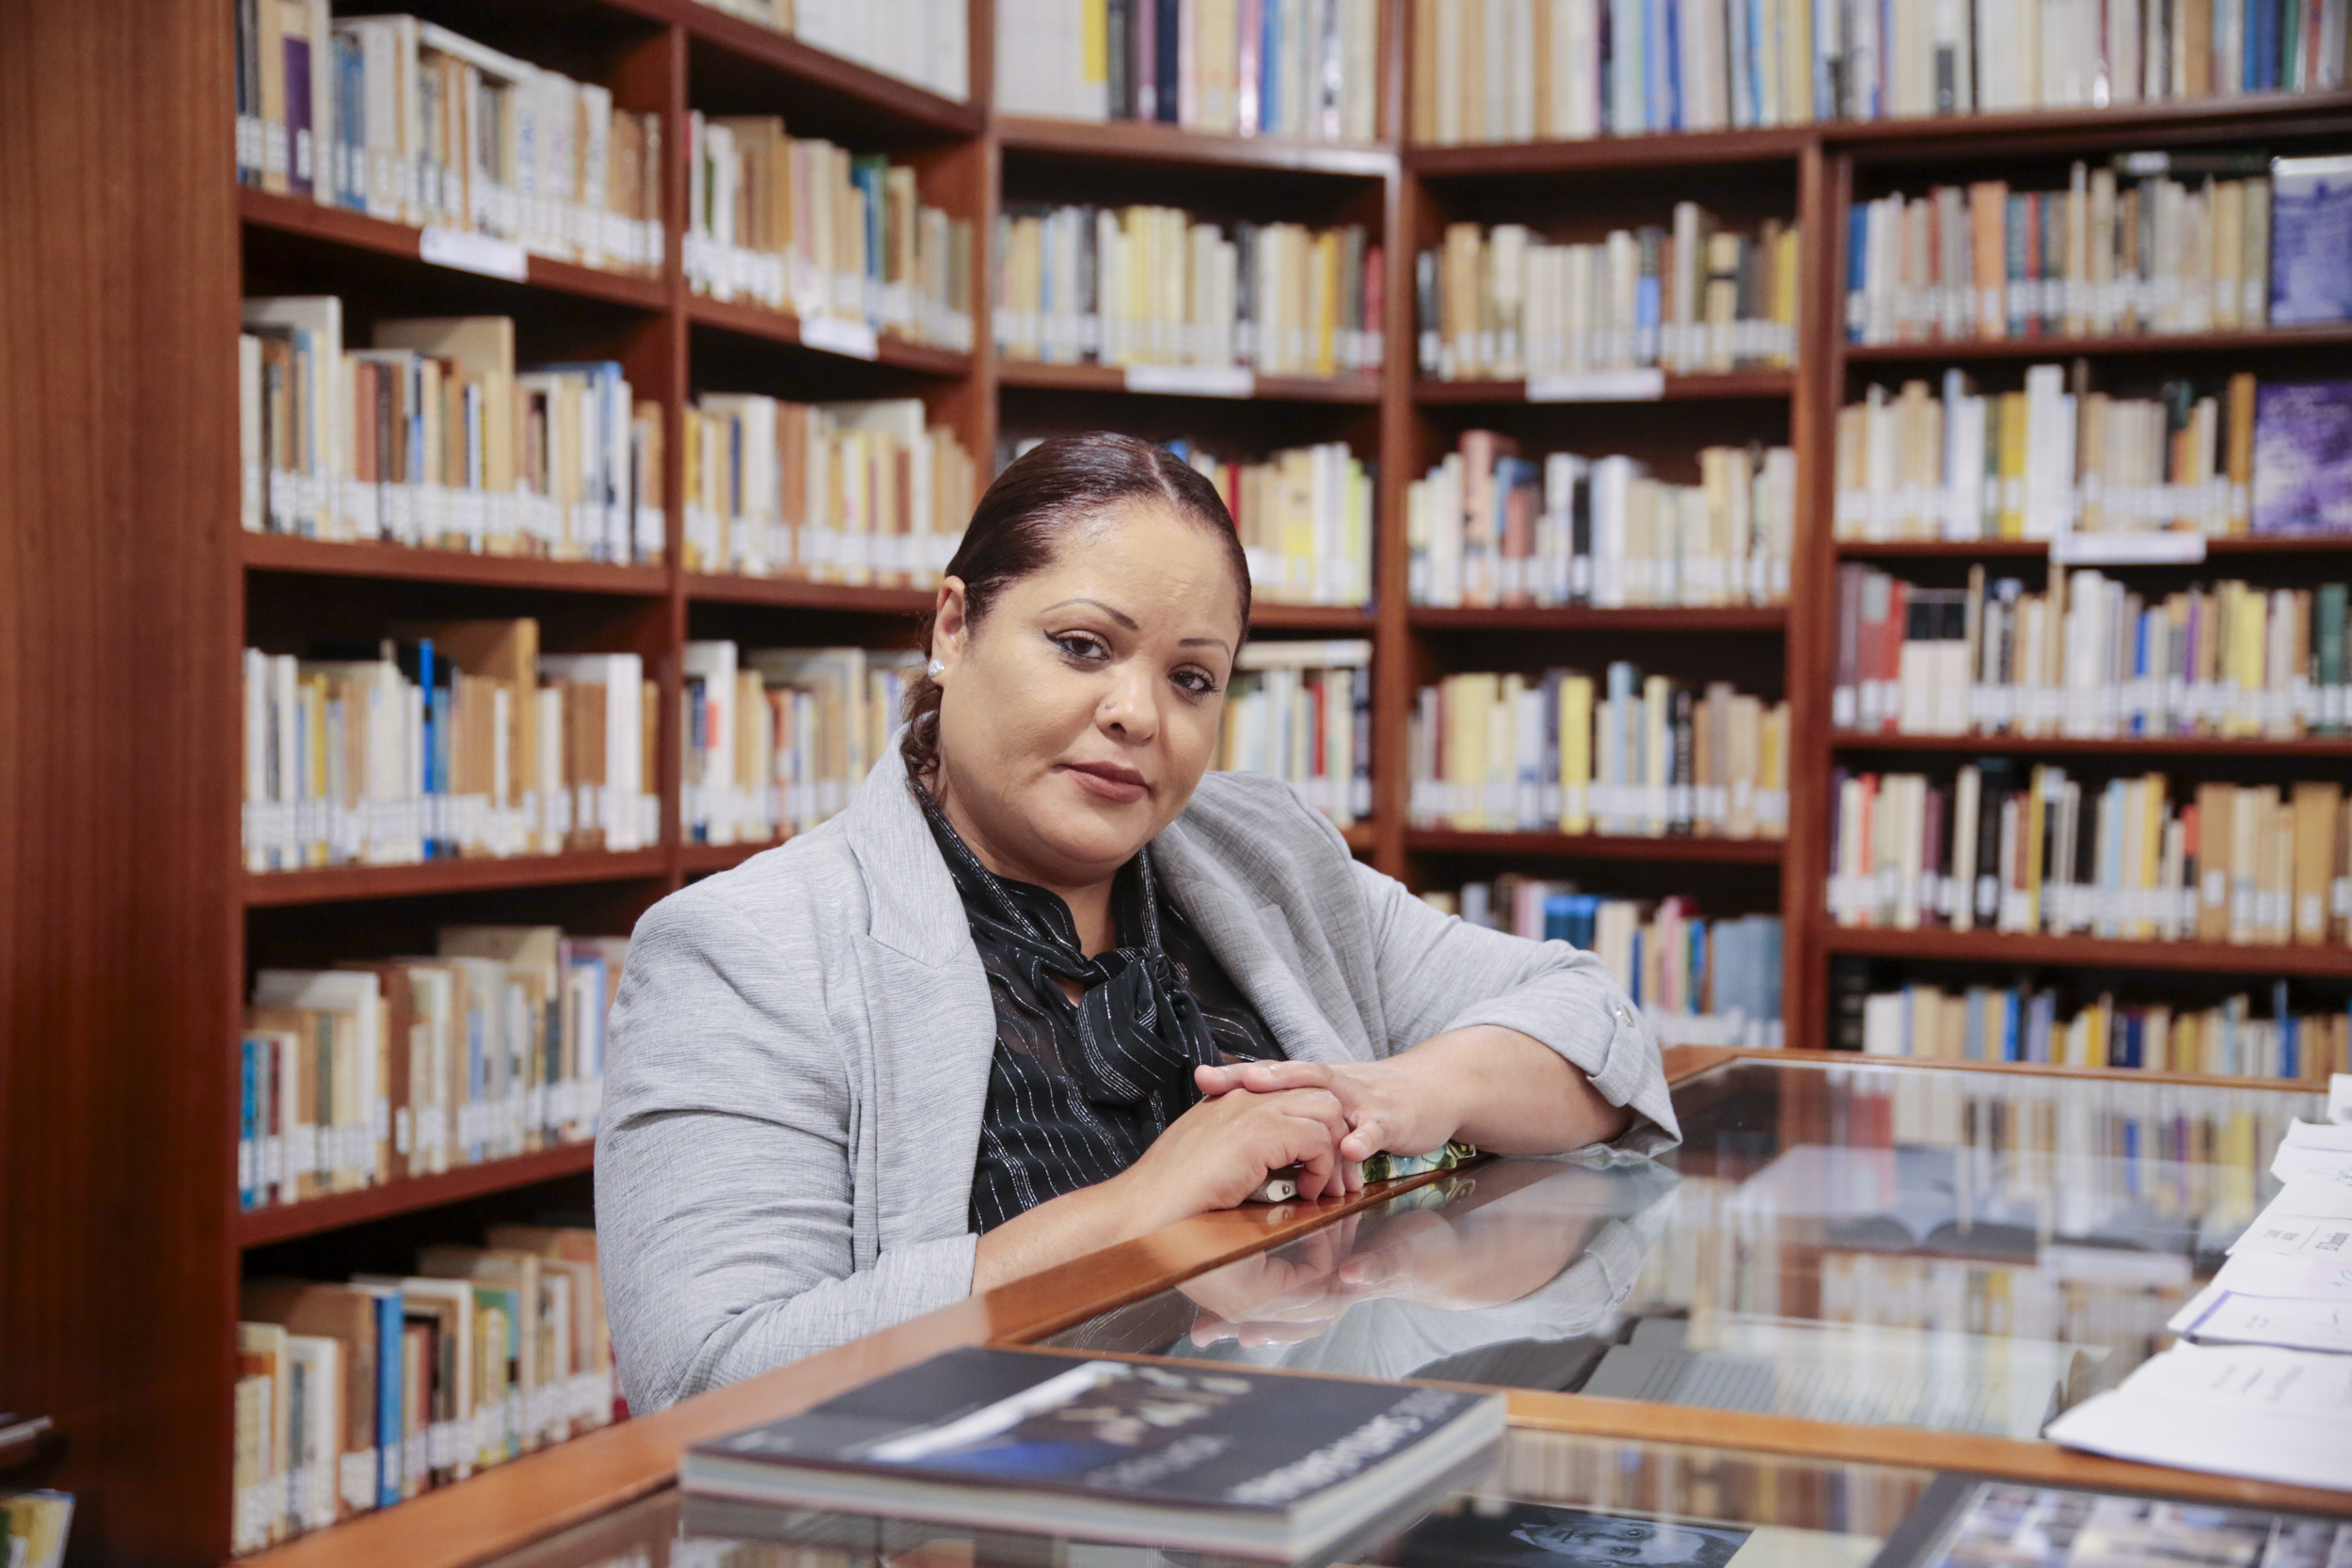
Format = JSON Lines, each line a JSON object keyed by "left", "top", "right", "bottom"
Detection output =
{"left": 2317, "top": 582, "right": 2345, "bottom": 736}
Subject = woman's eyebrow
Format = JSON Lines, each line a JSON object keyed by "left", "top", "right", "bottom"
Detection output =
{"left": 1040, "top": 596, "right": 1138, "bottom": 630}
{"left": 1179, "top": 636, "right": 1232, "bottom": 653}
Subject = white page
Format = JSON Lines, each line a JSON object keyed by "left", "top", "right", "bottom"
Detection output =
{"left": 2271, "top": 1144, "right": 2352, "bottom": 1185}
{"left": 2045, "top": 1343, "right": 2352, "bottom": 1493}
{"left": 2170, "top": 1253, "right": 2352, "bottom": 1334}
{"left": 2182, "top": 1291, "right": 2352, "bottom": 1354}
{"left": 2330, "top": 1072, "right": 2351, "bottom": 1124}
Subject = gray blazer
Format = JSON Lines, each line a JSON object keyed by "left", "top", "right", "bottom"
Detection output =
{"left": 596, "top": 752, "right": 1681, "bottom": 1412}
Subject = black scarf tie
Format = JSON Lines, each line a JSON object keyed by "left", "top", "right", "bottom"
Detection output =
{"left": 919, "top": 790, "right": 1219, "bottom": 1122}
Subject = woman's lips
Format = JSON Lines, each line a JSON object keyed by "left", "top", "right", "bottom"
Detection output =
{"left": 1062, "top": 761, "right": 1148, "bottom": 803}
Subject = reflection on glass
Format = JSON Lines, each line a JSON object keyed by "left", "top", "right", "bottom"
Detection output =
{"left": 1046, "top": 1060, "right": 2323, "bottom": 1437}
{"left": 464, "top": 1428, "right": 1931, "bottom": 1568}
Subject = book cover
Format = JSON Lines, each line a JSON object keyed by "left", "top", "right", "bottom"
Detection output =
{"left": 2250, "top": 380, "right": 2352, "bottom": 536}
{"left": 683, "top": 1347, "right": 1502, "bottom": 1559}
{"left": 2268, "top": 155, "right": 2352, "bottom": 325}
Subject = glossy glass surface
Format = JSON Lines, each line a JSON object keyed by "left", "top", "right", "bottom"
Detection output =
{"left": 472, "top": 1425, "right": 1934, "bottom": 1568}
{"left": 1044, "top": 1060, "right": 2324, "bottom": 1439}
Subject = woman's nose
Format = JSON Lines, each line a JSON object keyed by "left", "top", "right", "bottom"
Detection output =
{"left": 1097, "top": 663, "right": 1159, "bottom": 739}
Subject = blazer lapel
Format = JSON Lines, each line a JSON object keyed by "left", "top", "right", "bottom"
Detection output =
{"left": 841, "top": 752, "right": 997, "bottom": 1247}
{"left": 1152, "top": 828, "right": 1361, "bottom": 1065}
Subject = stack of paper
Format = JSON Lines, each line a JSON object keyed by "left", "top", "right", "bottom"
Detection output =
{"left": 2044, "top": 1079, "right": 2352, "bottom": 1491}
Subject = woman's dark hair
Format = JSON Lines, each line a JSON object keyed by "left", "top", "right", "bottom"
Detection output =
{"left": 901, "top": 433, "right": 1251, "bottom": 783}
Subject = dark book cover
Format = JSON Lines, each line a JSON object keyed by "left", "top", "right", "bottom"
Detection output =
{"left": 686, "top": 1348, "right": 1501, "bottom": 1554}
{"left": 1389, "top": 1497, "right": 1756, "bottom": 1568}
{"left": 1154, "top": 0, "right": 1182, "bottom": 122}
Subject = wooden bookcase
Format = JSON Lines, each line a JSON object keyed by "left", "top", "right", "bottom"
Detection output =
{"left": 2, "top": 0, "right": 2350, "bottom": 1560}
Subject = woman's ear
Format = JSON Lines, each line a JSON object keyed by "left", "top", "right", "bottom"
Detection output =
{"left": 931, "top": 577, "right": 971, "bottom": 673}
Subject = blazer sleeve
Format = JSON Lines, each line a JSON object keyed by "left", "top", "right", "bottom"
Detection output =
{"left": 596, "top": 886, "right": 978, "bottom": 1413}
{"left": 1344, "top": 853, "right": 1682, "bottom": 1156}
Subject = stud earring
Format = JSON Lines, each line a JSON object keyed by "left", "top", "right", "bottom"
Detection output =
{"left": 927, "top": 658, "right": 946, "bottom": 679}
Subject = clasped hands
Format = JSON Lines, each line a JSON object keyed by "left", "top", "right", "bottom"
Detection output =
{"left": 1185, "top": 1053, "right": 1461, "bottom": 1202}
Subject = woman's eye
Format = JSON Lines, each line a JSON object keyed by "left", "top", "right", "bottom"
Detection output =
{"left": 1053, "top": 632, "right": 1108, "bottom": 661}
{"left": 1172, "top": 669, "right": 1221, "bottom": 696}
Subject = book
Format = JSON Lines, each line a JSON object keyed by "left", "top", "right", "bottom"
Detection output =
{"left": 2267, "top": 154, "right": 2352, "bottom": 325}
{"left": 995, "top": 0, "right": 1380, "bottom": 140}
{"left": 1438, "top": 883, "right": 1784, "bottom": 1047}
{"left": 232, "top": 7, "right": 664, "bottom": 273}
{"left": 1410, "top": 666, "right": 1788, "bottom": 840}
{"left": 1392, "top": 1497, "right": 1865, "bottom": 1568}
{"left": 680, "top": 1346, "right": 1504, "bottom": 1560}
{"left": 1867, "top": 1473, "right": 2352, "bottom": 1568}
{"left": 1850, "top": 976, "right": 2348, "bottom": 1077}
{"left": 0, "top": 1494, "right": 72, "bottom": 1568}
{"left": 993, "top": 205, "right": 1381, "bottom": 377}
{"left": 1833, "top": 565, "right": 2352, "bottom": 737}
{"left": 1220, "top": 639, "right": 1374, "bottom": 824}
{"left": 2251, "top": 379, "right": 2352, "bottom": 536}
{"left": 1419, "top": 214, "right": 1800, "bottom": 380}
{"left": 684, "top": 116, "right": 975, "bottom": 351}
{"left": 1408, "top": 436, "right": 1794, "bottom": 609}
{"left": 682, "top": 395, "right": 976, "bottom": 582}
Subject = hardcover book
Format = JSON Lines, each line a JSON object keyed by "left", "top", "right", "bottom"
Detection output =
{"left": 679, "top": 1347, "right": 1504, "bottom": 1560}
{"left": 2250, "top": 380, "right": 2352, "bottom": 535}
{"left": 2268, "top": 155, "right": 2352, "bottom": 325}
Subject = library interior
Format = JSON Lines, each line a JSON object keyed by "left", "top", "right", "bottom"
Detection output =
{"left": 6, "top": 0, "right": 2352, "bottom": 1562}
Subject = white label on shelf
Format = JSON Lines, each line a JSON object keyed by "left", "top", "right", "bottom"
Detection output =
{"left": 419, "top": 226, "right": 528, "bottom": 282}
{"left": 1525, "top": 369, "right": 1667, "bottom": 403}
{"left": 2050, "top": 531, "right": 2208, "bottom": 565}
{"left": 798, "top": 315, "right": 880, "bottom": 360}
{"left": 1123, "top": 364, "right": 1255, "bottom": 398}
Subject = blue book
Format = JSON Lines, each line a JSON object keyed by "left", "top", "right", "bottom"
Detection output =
{"left": 2001, "top": 991, "right": 2021, "bottom": 1061}
{"left": 2268, "top": 157, "right": 2352, "bottom": 325}
{"left": 1847, "top": 202, "right": 1868, "bottom": 339}
{"left": 239, "top": 1036, "right": 259, "bottom": 1210}
{"left": 1155, "top": 0, "right": 1181, "bottom": 122}
{"left": 1661, "top": 0, "right": 1684, "bottom": 128}
{"left": 1627, "top": 930, "right": 1645, "bottom": 1006}
{"left": 2251, "top": 380, "right": 2352, "bottom": 534}
{"left": 1261, "top": 0, "right": 1281, "bottom": 131}
{"left": 1645, "top": 0, "right": 1672, "bottom": 129}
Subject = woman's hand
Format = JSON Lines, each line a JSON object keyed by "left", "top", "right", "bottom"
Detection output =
{"left": 971, "top": 1084, "right": 1353, "bottom": 1292}
{"left": 1191, "top": 1058, "right": 1456, "bottom": 1164}
{"left": 1120, "top": 1084, "right": 1359, "bottom": 1223}
{"left": 1194, "top": 1026, "right": 1632, "bottom": 1162}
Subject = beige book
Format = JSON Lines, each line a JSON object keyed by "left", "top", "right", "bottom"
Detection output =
{"left": 2293, "top": 784, "right": 2338, "bottom": 944}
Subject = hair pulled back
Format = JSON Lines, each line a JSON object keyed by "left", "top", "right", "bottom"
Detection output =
{"left": 900, "top": 432, "right": 1251, "bottom": 784}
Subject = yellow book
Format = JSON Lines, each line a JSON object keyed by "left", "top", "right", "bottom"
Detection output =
{"left": 1559, "top": 671, "right": 1594, "bottom": 833}
{"left": 1995, "top": 391, "right": 2028, "bottom": 539}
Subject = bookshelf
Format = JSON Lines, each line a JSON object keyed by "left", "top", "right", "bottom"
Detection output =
{"left": 6, "top": 0, "right": 2352, "bottom": 1558}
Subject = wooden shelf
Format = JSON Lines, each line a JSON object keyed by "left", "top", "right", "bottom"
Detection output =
{"left": 237, "top": 188, "right": 667, "bottom": 310}
{"left": 1406, "top": 829, "right": 1787, "bottom": 863}
{"left": 1411, "top": 605, "right": 1786, "bottom": 632}
{"left": 1731, "top": 1046, "right": 2328, "bottom": 1094}
{"left": 242, "top": 533, "right": 670, "bottom": 594}
{"left": 996, "top": 115, "right": 1395, "bottom": 177}
{"left": 1844, "top": 324, "right": 2352, "bottom": 362}
{"left": 1414, "top": 371, "right": 1795, "bottom": 403}
{"left": 1248, "top": 603, "right": 1376, "bottom": 631}
{"left": 233, "top": 1144, "right": 597, "bottom": 1250}
{"left": 243, "top": 850, "right": 670, "bottom": 907}
{"left": 1833, "top": 730, "right": 2352, "bottom": 757}
{"left": 684, "top": 293, "right": 974, "bottom": 376}
{"left": 1340, "top": 822, "right": 1375, "bottom": 852}
{"left": 1824, "top": 87, "right": 2352, "bottom": 152}
{"left": 678, "top": 839, "right": 780, "bottom": 876}
{"left": 648, "top": 0, "right": 983, "bottom": 137}
{"left": 1408, "top": 125, "right": 1814, "bottom": 175}
{"left": 683, "top": 572, "right": 934, "bottom": 614}
{"left": 1820, "top": 923, "right": 2352, "bottom": 977}
{"left": 1833, "top": 534, "right": 2352, "bottom": 558}
{"left": 997, "top": 359, "right": 1384, "bottom": 403}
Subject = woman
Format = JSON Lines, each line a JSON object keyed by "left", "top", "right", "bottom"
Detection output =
{"left": 598, "top": 434, "right": 1678, "bottom": 1414}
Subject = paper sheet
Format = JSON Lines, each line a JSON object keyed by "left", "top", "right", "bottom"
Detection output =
{"left": 2043, "top": 1343, "right": 2352, "bottom": 1493}
{"left": 2168, "top": 1253, "right": 2352, "bottom": 1334}
{"left": 2182, "top": 1292, "right": 2352, "bottom": 1354}
{"left": 2329, "top": 1073, "right": 2351, "bottom": 1125}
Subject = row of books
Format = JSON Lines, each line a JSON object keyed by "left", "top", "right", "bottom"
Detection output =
{"left": 240, "top": 926, "right": 623, "bottom": 1207}
{"left": 238, "top": 300, "right": 663, "bottom": 563}
{"left": 995, "top": 0, "right": 1383, "bottom": 140}
{"left": 1847, "top": 975, "right": 2350, "bottom": 1078}
{"left": 1406, "top": 432, "right": 1796, "bottom": 607}
{"left": 682, "top": 645, "right": 923, "bottom": 846}
{"left": 684, "top": 116, "right": 977, "bottom": 352}
{"left": 680, "top": 396, "right": 977, "bottom": 582}
{"left": 1438, "top": 881, "right": 1787, "bottom": 1046}
{"left": 1408, "top": 665, "right": 1791, "bottom": 835}
{"left": 688, "top": 0, "right": 970, "bottom": 101}
{"left": 1407, "top": 0, "right": 2352, "bottom": 144}
{"left": 242, "top": 622, "right": 659, "bottom": 872}
{"left": 1826, "top": 763, "right": 2352, "bottom": 943}
{"left": 1178, "top": 440, "right": 1375, "bottom": 606}
{"left": 1218, "top": 640, "right": 1375, "bottom": 824}
{"left": 1844, "top": 160, "right": 2294, "bottom": 345}
{"left": 1417, "top": 213, "right": 1801, "bottom": 381}
{"left": 1829, "top": 368, "right": 2352, "bottom": 542}
{"left": 1835, "top": 564, "right": 2352, "bottom": 736}
{"left": 232, "top": 7, "right": 662, "bottom": 276}
{"left": 232, "top": 1229, "right": 615, "bottom": 1553}
{"left": 993, "top": 206, "right": 1384, "bottom": 375}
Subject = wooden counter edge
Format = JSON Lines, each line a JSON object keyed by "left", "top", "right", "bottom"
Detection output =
{"left": 228, "top": 1168, "right": 1457, "bottom": 1568}
{"left": 1502, "top": 1390, "right": 2352, "bottom": 1517}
